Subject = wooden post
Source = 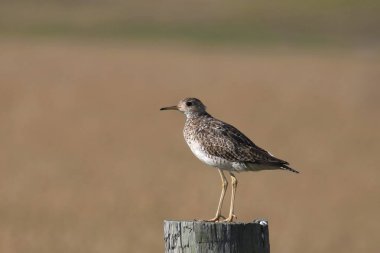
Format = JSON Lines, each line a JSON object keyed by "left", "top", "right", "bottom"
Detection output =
{"left": 164, "top": 219, "right": 270, "bottom": 253}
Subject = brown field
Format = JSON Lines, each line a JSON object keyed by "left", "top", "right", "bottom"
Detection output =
{"left": 0, "top": 39, "right": 379, "bottom": 253}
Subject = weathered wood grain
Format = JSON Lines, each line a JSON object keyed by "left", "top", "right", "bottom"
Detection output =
{"left": 164, "top": 219, "right": 269, "bottom": 253}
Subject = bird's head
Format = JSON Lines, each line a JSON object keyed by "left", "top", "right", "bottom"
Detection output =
{"left": 160, "top": 97, "right": 207, "bottom": 117}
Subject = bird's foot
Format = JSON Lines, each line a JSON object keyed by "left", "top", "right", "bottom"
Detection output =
{"left": 206, "top": 215, "right": 225, "bottom": 222}
{"left": 223, "top": 214, "right": 237, "bottom": 222}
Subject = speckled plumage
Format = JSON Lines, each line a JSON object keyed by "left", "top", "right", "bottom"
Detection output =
{"left": 180, "top": 98, "right": 298, "bottom": 173}
{"left": 160, "top": 97, "right": 298, "bottom": 222}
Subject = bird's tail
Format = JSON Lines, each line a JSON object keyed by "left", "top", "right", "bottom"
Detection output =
{"left": 281, "top": 164, "right": 300, "bottom": 174}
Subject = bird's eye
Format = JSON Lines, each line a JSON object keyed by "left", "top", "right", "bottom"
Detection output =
{"left": 186, "top": 102, "right": 193, "bottom": 106}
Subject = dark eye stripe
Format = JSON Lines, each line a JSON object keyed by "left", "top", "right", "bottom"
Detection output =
{"left": 186, "top": 102, "right": 193, "bottom": 106}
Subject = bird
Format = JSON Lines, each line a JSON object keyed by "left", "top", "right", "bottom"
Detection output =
{"left": 160, "top": 97, "right": 299, "bottom": 222}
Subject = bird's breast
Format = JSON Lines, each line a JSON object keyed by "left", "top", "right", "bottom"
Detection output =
{"left": 184, "top": 138, "right": 233, "bottom": 170}
{"left": 183, "top": 122, "right": 245, "bottom": 171}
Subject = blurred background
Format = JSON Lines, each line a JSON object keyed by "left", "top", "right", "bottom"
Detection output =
{"left": 0, "top": 0, "right": 379, "bottom": 252}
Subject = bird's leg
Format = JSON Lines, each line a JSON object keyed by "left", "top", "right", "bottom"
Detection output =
{"left": 224, "top": 172, "right": 238, "bottom": 222}
{"left": 207, "top": 169, "right": 228, "bottom": 222}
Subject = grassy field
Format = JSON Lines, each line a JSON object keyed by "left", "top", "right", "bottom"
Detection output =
{"left": 0, "top": 1, "right": 379, "bottom": 252}
{"left": 1, "top": 0, "right": 380, "bottom": 46}
{"left": 0, "top": 39, "right": 379, "bottom": 252}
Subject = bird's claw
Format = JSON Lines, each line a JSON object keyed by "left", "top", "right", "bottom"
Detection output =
{"left": 223, "top": 214, "right": 237, "bottom": 222}
{"left": 206, "top": 215, "right": 226, "bottom": 222}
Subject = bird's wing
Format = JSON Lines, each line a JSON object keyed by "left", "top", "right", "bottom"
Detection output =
{"left": 196, "top": 119, "right": 288, "bottom": 165}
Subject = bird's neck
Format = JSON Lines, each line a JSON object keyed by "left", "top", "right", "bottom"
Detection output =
{"left": 185, "top": 111, "right": 211, "bottom": 120}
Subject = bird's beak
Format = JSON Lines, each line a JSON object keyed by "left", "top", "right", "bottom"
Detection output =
{"left": 160, "top": 105, "right": 178, "bottom": 111}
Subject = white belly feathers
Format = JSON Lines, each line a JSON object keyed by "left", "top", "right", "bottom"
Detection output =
{"left": 186, "top": 140, "right": 248, "bottom": 171}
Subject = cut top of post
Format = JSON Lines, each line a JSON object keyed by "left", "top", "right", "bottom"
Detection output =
{"left": 164, "top": 219, "right": 270, "bottom": 253}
